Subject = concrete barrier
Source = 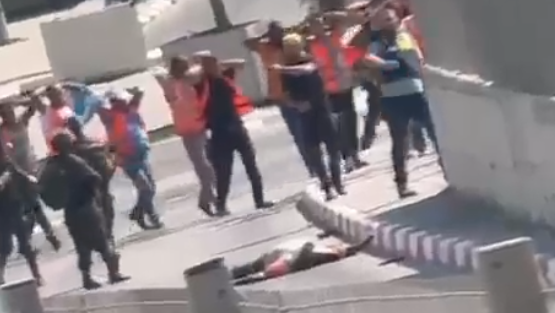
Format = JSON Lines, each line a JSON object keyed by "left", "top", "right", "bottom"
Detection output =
{"left": 40, "top": 4, "right": 148, "bottom": 83}
{"left": 425, "top": 66, "right": 555, "bottom": 227}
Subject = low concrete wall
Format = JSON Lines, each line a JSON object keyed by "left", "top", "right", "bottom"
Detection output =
{"left": 40, "top": 4, "right": 148, "bottom": 83}
{"left": 425, "top": 66, "right": 555, "bottom": 227}
{"left": 161, "top": 26, "right": 267, "bottom": 103}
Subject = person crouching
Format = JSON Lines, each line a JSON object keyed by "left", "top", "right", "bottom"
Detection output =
{"left": 275, "top": 33, "right": 345, "bottom": 200}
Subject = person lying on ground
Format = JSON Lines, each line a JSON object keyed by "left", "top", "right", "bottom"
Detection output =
{"left": 230, "top": 235, "right": 374, "bottom": 286}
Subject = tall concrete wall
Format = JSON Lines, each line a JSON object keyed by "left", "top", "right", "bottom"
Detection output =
{"left": 412, "top": 0, "right": 555, "bottom": 226}
{"left": 412, "top": 0, "right": 555, "bottom": 96}
{"left": 425, "top": 68, "right": 555, "bottom": 226}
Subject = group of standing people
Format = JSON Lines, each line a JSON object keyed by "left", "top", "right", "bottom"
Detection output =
{"left": 0, "top": 81, "right": 169, "bottom": 289}
{"left": 245, "top": 0, "right": 441, "bottom": 199}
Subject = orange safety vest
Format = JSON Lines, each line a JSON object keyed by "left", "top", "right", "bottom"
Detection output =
{"left": 199, "top": 76, "right": 254, "bottom": 116}
{"left": 41, "top": 106, "right": 75, "bottom": 152}
{"left": 310, "top": 32, "right": 362, "bottom": 94}
{"left": 169, "top": 78, "right": 207, "bottom": 136}
{"left": 107, "top": 108, "right": 149, "bottom": 164}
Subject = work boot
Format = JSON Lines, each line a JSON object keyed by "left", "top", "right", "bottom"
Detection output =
{"left": 344, "top": 157, "right": 355, "bottom": 173}
{"left": 82, "top": 272, "right": 102, "bottom": 290}
{"left": 321, "top": 181, "right": 335, "bottom": 201}
{"left": 255, "top": 200, "right": 275, "bottom": 210}
{"left": 333, "top": 183, "right": 347, "bottom": 196}
{"left": 129, "top": 206, "right": 150, "bottom": 230}
{"left": 147, "top": 212, "right": 164, "bottom": 230}
{"left": 353, "top": 156, "right": 369, "bottom": 169}
{"left": 331, "top": 175, "right": 346, "bottom": 196}
{"left": 198, "top": 203, "right": 214, "bottom": 217}
{"left": 46, "top": 234, "right": 61, "bottom": 252}
{"left": 396, "top": 183, "right": 417, "bottom": 198}
{"left": 107, "top": 255, "right": 131, "bottom": 285}
{"left": 215, "top": 202, "right": 231, "bottom": 217}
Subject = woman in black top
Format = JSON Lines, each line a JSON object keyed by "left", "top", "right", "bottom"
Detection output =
{"left": 276, "top": 33, "right": 345, "bottom": 200}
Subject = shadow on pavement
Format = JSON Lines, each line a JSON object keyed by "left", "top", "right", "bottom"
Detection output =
{"left": 373, "top": 187, "right": 555, "bottom": 264}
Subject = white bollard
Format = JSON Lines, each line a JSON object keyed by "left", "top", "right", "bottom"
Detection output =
{"left": 184, "top": 257, "right": 241, "bottom": 313}
{"left": 475, "top": 237, "right": 548, "bottom": 313}
{"left": 0, "top": 278, "right": 44, "bottom": 313}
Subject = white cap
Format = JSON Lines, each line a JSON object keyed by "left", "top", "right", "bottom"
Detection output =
{"left": 104, "top": 89, "right": 132, "bottom": 102}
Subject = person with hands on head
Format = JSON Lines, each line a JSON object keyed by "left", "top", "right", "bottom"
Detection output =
{"left": 275, "top": 33, "right": 345, "bottom": 200}
{"left": 0, "top": 91, "right": 62, "bottom": 251}
{"left": 0, "top": 140, "right": 44, "bottom": 286}
{"left": 102, "top": 88, "right": 163, "bottom": 230}
{"left": 189, "top": 51, "right": 274, "bottom": 216}
{"left": 244, "top": 21, "right": 315, "bottom": 177}
{"left": 162, "top": 55, "right": 217, "bottom": 217}
{"left": 306, "top": 13, "right": 369, "bottom": 173}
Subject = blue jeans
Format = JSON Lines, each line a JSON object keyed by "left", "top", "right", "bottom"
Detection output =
{"left": 279, "top": 105, "right": 313, "bottom": 175}
{"left": 122, "top": 155, "right": 158, "bottom": 219}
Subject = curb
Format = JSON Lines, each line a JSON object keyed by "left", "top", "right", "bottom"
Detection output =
{"left": 296, "top": 184, "right": 476, "bottom": 272}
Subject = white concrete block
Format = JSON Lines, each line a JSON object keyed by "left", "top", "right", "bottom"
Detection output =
{"left": 41, "top": 4, "right": 148, "bottom": 82}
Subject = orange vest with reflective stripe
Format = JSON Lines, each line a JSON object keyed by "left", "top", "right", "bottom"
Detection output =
{"left": 42, "top": 106, "right": 75, "bottom": 153}
{"left": 169, "top": 78, "right": 207, "bottom": 136}
{"left": 199, "top": 76, "right": 254, "bottom": 116}
{"left": 310, "top": 32, "right": 360, "bottom": 94}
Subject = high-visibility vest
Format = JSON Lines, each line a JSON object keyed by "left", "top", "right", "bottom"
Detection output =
{"left": 41, "top": 106, "right": 75, "bottom": 152}
{"left": 108, "top": 109, "right": 148, "bottom": 161}
{"left": 199, "top": 76, "right": 254, "bottom": 116}
{"left": 310, "top": 32, "right": 360, "bottom": 94}
{"left": 169, "top": 78, "right": 207, "bottom": 136}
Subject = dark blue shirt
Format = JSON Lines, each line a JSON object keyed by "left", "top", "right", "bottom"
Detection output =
{"left": 280, "top": 59, "right": 329, "bottom": 114}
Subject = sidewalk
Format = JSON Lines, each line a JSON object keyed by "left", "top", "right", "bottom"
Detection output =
{"left": 297, "top": 129, "right": 555, "bottom": 284}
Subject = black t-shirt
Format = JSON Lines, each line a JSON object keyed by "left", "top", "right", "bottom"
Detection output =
{"left": 280, "top": 58, "right": 329, "bottom": 114}
{"left": 195, "top": 72, "right": 243, "bottom": 135}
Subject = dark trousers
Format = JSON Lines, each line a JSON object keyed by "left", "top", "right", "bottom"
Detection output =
{"left": 328, "top": 90, "right": 359, "bottom": 161}
{"left": 381, "top": 93, "right": 439, "bottom": 186}
{"left": 361, "top": 82, "right": 382, "bottom": 149}
{"left": 300, "top": 110, "right": 342, "bottom": 189}
{"left": 97, "top": 184, "right": 116, "bottom": 247}
{"left": 26, "top": 200, "right": 55, "bottom": 238}
{"left": 210, "top": 126, "right": 264, "bottom": 207}
{"left": 0, "top": 208, "right": 40, "bottom": 282}
{"left": 279, "top": 105, "right": 313, "bottom": 175}
{"left": 65, "top": 204, "right": 117, "bottom": 274}
{"left": 409, "top": 121, "right": 427, "bottom": 153}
